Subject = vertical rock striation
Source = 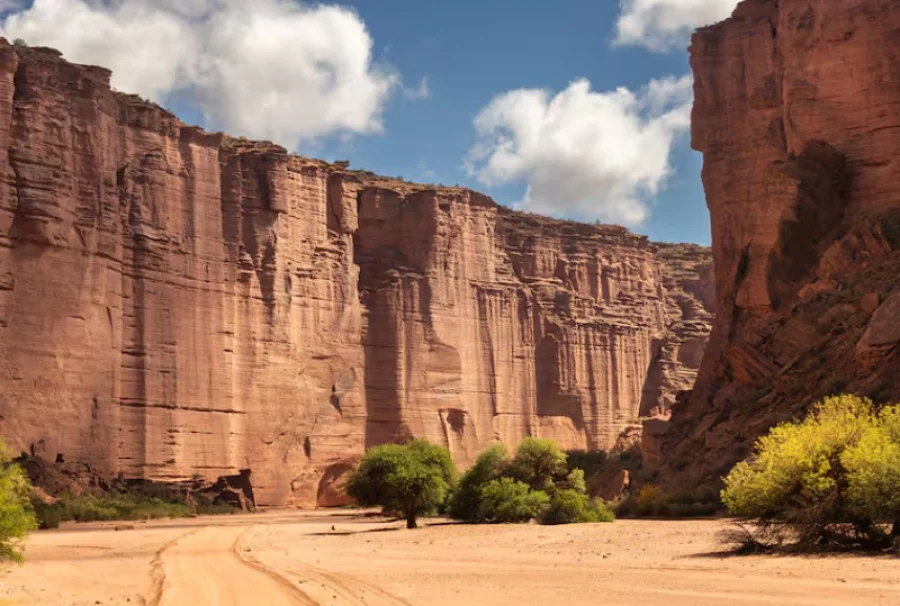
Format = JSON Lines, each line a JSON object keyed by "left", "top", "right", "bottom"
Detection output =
{"left": 662, "top": 0, "right": 900, "bottom": 486}
{"left": 358, "top": 201, "right": 713, "bottom": 464}
{"left": 0, "top": 41, "right": 713, "bottom": 505}
{"left": 0, "top": 43, "right": 368, "bottom": 506}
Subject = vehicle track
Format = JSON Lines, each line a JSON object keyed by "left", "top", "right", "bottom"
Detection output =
{"left": 153, "top": 525, "right": 315, "bottom": 606}
{"left": 242, "top": 524, "right": 414, "bottom": 606}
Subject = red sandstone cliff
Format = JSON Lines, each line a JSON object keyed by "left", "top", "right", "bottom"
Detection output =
{"left": 0, "top": 41, "right": 713, "bottom": 505}
{"left": 661, "top": 0, "right": 900, "bottom": 485}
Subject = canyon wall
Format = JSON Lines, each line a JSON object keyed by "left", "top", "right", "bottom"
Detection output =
{"left": 660, "top": 0, "right": 900, "bottom": 485}
{"left": 0, "top": 41, "right": 713, "bottom": 505}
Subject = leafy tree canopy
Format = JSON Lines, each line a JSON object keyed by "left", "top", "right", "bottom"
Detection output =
{"left": 505, "top": 437, "right": 568, "bottom": 491}
{"left": 347, "top": 439, "right": 455, "bottom": 529}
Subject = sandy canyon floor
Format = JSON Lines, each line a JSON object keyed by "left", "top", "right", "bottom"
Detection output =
{"left": 1, "top": 510, "right": 898, "bottom": 606}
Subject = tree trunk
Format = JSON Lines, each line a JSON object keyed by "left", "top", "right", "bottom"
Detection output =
{"left": 892, "top": 518, "right": 900, "bottom": 552}
{"left": 406, "top": 511, "right": 417, "bottom": 529}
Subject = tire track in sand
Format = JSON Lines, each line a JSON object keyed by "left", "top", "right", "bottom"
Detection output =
{"left": 146, "top": 528, "right": 199, "bottom": 606}
{"left": 155, "top": 525, "right": 315, "bottom": 606}
{"left": 241, "top": 524, "right": 414, "bottom": 606}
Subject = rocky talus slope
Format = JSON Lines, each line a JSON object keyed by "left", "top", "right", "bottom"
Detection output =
{"left": 0, "top": 40, "right": 712, "bottom": 505}
{"left": 659, "top": 0, "right": 900, "bottom": 486}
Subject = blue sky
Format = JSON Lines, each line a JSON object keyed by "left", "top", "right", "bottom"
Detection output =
{"left": 328, "top": 0, "right": 707, "bottom": 244}
{"left": 0, "top": 0, "right": 741, "bottom": 245}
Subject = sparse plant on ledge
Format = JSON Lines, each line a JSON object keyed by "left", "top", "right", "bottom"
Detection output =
{"left": 0, "top": 439, "right": 37, "bottom": 563}
{"left": 721, "top": 394, "right": 900, "bottom": 552}
{"left": 221, "top": 134, "right": 252, "bottom": 149}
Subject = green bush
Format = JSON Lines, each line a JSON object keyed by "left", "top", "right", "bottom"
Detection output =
{"left": 478, "top": 478, "right": 549, "bottom": 523}
{"left": 30, "top": 499, "right": 62, "bottom": 529}
{"left": 449, "top": 445, "right": 509, "bottom": 522}
{"left": 506, "top": 438, "right": 567, "bottom": 491}
{"left": 348, "top": 439, "right": 456, "bottom": 528}
{"left": 58, "top": 494, "right": 189, "bottom": 521}
{"left": 722, "top": 394, "right": 900, "bottom": 548}
{"left": 562, "top": 468, "right": 587, "bottom": 493}
{"left": 450, "top": 439, "right": 614, "bottom": 525}
{"left": 29, "top": 492, "right": 238, "bottom": 529}
{"left": 541, "top": 488, "right": 615, "bottom": 525}
{"left": 0, "top": 440, "right": 38, "bottom": 562}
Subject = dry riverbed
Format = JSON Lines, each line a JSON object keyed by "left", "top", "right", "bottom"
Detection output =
{"left": 1, "top": 510, "right": 898, "bottom": 605}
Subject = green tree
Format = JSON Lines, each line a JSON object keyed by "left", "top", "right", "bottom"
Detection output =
{"left": 449, "top": 444, "right": 509, "bottom": 522}
{"left": 722, "top": 395, "right": 900, "bottom": 547}
{"left": 478, "top": 477, "right": 549, "bottom": 523}
{"left": 0, "top": 440, "right": 38, "bottom": 562}
{"left": 506, "top": 438, "right": 568, "bottom": 491}
{"left": 347, "top": 440, "right": 455, "bottom": 529}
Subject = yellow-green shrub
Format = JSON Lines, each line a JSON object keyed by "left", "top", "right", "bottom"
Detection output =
{"left": 842, "top": 406, "right": 900, "bottom": 527}
{"left": 722, "top": 395, "right": 900, "bottom": 547}
{"left": 0, "top": 440, "right": 38, "bottom": 562}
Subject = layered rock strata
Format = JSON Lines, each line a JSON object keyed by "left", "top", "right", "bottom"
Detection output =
{"left": 661, "top": 0, "right": 900, "bottom": 485}
{"left": 0, "top": 41, "right": 713, "bottom": 505}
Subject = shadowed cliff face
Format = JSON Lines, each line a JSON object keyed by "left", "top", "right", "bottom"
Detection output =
{"left": 660, "top": 0, "right": 900, "bottom": 487}
{"left": 0, "top": 40, "right": 713, "bottom": 505}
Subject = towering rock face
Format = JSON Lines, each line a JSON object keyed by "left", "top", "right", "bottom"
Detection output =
{"left": 358, "top": 202, "right": 712, "bottom": 462}
{"left": 0, "top": 43, "right": 370, "bottom": 507}
{"left": 0, "top": 41, "right": 713, "bottom": 505}
{"left": 662, "top": 0, "right": 900, "bottom": 485}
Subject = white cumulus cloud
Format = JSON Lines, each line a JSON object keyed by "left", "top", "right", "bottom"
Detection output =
{"left": 614, "top": 0, "right": 739, "bottom": 51}
{"left": 466, "top": 75, "right": 693, "bottom": 227}
{"left": 1, "top": 0, "right": 400, "bottom": 148}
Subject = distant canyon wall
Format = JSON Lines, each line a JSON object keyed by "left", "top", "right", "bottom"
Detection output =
{"left": 660, "top": 0, "right": 900, "bottom": 485}
{"left": 0, "top": 40, "right": 713, "bottom": 505}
